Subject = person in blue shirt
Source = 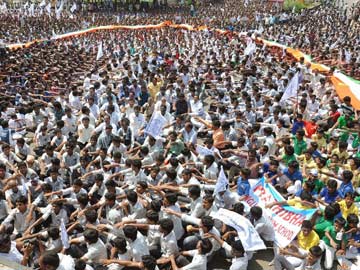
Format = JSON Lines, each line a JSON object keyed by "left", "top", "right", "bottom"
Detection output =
{"left": 338, "top": 170, "right": 354, "bottom": 199}
{"left": 262, "top": 159, "right": 280, "bottom": 186}
{"left": 318, "top": 179, "right": 339, "bottom": 205}
{"left": 235, "top": 168, "right": 251, "bottom": 200}
{"left": 280, "top": 161, "right": 303, "bottom": 195}
{"left": 291, "top": 114, "right": 305, "bottom": 135}
{"left": 309, "top": 142, "right": 322, "bottom": 159}
{"left": 295, "top": 180, "right": 317, "bottom": 197}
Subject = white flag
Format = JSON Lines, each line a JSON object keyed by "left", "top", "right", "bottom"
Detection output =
{"left": 244, "top": 41, "right": 256, "bottom": 56}
{"left": 45, "top": 3, "right": 51, "bottom": 15}
{"left": 39, "top": 0, "right": 46, "bottom": 8}
{"left": 70, "top": 2, "right": 77, "bottom": 13}
{"left": 214, "top": 166, "right": 229, "bottom": 194}
{"left": 196, "top": 144, "right": 214, "bottom": 156}
{"left": 60, "top": 218, "right": 70, "bottom": 249}
{"left": 144, "top": 112, "right": 167, "bottom": 139}
{"left": 55, "top": 0, "right": 64, "bottom": 19}
{"left": 211, "top": 208, "right": 266, "bottom": 251}
{"left": 28, "top": 3, "right": 35, "bottom": 16}
{"left": 280, "top": 72, "right": 299, "bottom": 102}
{"left": 96, "top": 42, "right": 103, "bottom": 60}
{"left": 52, "top": 29, "right": 57, "bottom": 38}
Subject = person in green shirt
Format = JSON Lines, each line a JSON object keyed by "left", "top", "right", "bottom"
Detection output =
{"left": 329, "top": 112, "right": 355, "bottom": 142}
{"left": 314, "top": 205, "right": 335, "bottom": 239}
{"left": 281, "top": 145, "right": 297, "bottom": 166}
{"left": 320, "top": 217, "right": 347, "bottom": 270}
{"left": 292, "top": 129, "right": 307, "bottom": 156}
{"left": 165, "top": 131, "right": 185, "bottom": 157}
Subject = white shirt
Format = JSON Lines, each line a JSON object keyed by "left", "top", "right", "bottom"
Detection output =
{"left": 128, "top": 233, "right": 150, "bottom": 261}
{"left": 0, "top": 241, "right": 23, "bottom": 264}
{"left": 182, "top": 250, "right": 207, "bottom": 270}
{"left": 222, "top": 242, "right": 248, "bottom": 270}
{"left": 82, "top": 238, "right": 107, "bottom": 263}
{"left": 2, "top": 207, "right": 34, "bottom": 234}
{"left": 253, "top": 215, "right": 275, "bottom": 242}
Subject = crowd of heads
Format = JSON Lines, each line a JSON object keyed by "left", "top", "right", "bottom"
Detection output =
{"left": 0, "top": 0, "right": 360, "bottom": 270}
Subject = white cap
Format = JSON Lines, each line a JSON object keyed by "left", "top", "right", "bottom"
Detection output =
{"left": 310, "top": 169, "right": 318, "bottom": 177}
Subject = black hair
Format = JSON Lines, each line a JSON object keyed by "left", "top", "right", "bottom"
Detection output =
{"left": 250, "top": 206, "right": 263, "bottom": 220}
{"left": 112, "top": 237, "right": 127, "bottom": 253}
{"left": 75, "top": 259, "right": 87, "bottom": 270}
{"left": 233, "top": 202, "right": 245, "bottom": 215}
{"left": 335, "top": 217, "right": 346, "bottom": 227}
{"left": 123, "top": 225, "right": 138, "bottom": 241}
{"left": 301, "top": 220, "right": 313, "bottom": 230}
{"left": 309, "top": 246, "right": 323, "bottom": 257}
{"left": 201, "top": 216, "right": 214, "bottom": 231}
{"left": 199, "top": 238, "right": 213, "bottom": 254}
{"left": 347, "top": 214, "right": 359, "bottom": 225}
{"left": 165, "top": 193, "right": 178, "bottom": 205}
{"left": 85, "top": 209, "right": 98, "bottom": 223}
{"left": 159, "top": 218, "right": 174, "bottom": 234}
{"left": 40, "top": 252, "right": 60, "bottom": 269}
{"left": 189, "top": 185, "right": 201, "bottom": 198}
{"left": 146, "top": 210, "right": 159, "bottom": 223}
{"left": 126, "top": 190, "right": 138, "bottom": 204}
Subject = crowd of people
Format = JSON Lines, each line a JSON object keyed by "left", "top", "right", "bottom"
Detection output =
{"left": 0, "top": 0, "right": 360, "bottom": 270}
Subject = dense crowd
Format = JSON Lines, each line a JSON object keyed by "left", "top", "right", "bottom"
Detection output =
{"left": 0, "top": 1, "right": 360, "bottom": 270}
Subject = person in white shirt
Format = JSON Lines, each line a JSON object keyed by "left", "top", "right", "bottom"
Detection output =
{"left": 249, "top": 206, "right": 275, "bottom": 245}
{"left": 123, "top": 225, "right": 150, "bottom": 261}
{"left": 77, "top": 117, "right": 94, "bottom": 148}
{"left": 70, "top": 229, "right": 107, "bottom": 264}
{"left": 273, "top": 245, "right": 323, "bottom": 270}
{"left": 0, "top": 195, "right": 35, "bottom": 236}
{"left": 169, "top": 238, "right": 213, "bottom": 270}
{"left": 206, "top": 233, "right": 248, "bottom": 270}
{"left": 0, "top": 233, "right": 33, "bottom": 266}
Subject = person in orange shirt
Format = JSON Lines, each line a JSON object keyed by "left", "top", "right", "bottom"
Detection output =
{"left": 193, "top": 117, "right": 226, "bottom": 149}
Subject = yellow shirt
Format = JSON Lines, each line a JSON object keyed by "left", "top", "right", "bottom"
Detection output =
{"left": 331, "top": 148, "right": 349, "bottom": 161}
{"left": 297, "top": 230, "right": 320, "bottom": 251}
{"left": 339, "top": 200, "right": 359, "bottom": 219}
{"left": 298, "top": 155, "right": 317, "bottom": 169}
{"left": 148, "top": 80, "right": 163, "bottom": 99}
{"left": 311, "top": 134, "right": 327, "bottom": 150}
{"left": 287, "top": 198, "right": 313, "bottom": 210}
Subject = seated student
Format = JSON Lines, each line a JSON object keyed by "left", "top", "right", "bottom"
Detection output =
{"left": 205, "top": 233, "right": 248, "bottom": 270}
{"left": 319, "top": 217, "right": 347, "bottom": 270}
{"left": 313, "top": 205, "right": 335, "bottom": 239}
{"left": 294, "top": 179, "right": 317, "bottom": 198}
{"left": 273, "top": 245, "right": 323, "bottom": 270}
{"left": 168, "top": 238, "right": 212, "bottom": 270}
{"left": 338, "top": 192, "right": 359, "bottom": 219}
{"left": 101, "top": 255, "right": 158, "bottom": 270}
{"left": 276, "top": 221, "right": 320, "bottom": 268}
{"left": 278, "top": 161, "right": 303, "bottom": 195}
{"left": 249, "top": 206, "right": 275, "bottom": 246}
{"left": 317, "top": 179, "right": 339, "bottom": 205}
{"left": 266, "top": 190, "right": 316, "bottom": 210}
{"left": 336, "top": 214, "right": 360, "bottom": 268}
{"left": 232, "top": 168, "right": 251, "bottom": 200}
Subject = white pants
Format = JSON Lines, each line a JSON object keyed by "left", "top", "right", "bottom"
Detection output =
{"left": 319, "top": 240, "right": 336, "bottom": 269}
{"left": 337, "top": 247, "right": 360, "bottom": 269}
{"left": 284, "top": 247, "right": 308, "bottom": 268}
{"left": 287, "top": 180, "right": 302, "bottom": 195}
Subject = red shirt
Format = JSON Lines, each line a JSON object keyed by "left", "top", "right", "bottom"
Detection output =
{"left": 304, "top": 121, "right": 318, "bottom": 138}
